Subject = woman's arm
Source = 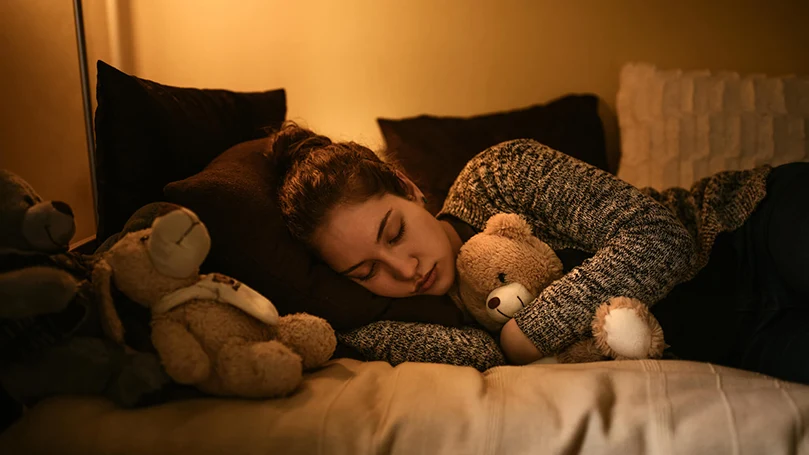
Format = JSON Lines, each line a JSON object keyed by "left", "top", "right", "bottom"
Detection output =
{"left": 337, "top": 321, "right": 507, "bottom": 371}
{"left": 444, "top": 139, "right": 697, "bottom": 359}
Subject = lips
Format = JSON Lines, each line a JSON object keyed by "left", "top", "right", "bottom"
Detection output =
{"left": 415, "top": 265, "right": 437, "bottom": 293}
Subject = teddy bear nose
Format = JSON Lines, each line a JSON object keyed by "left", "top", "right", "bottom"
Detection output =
{"left": 487, "top": 297, "right": 500, "bottom": 309}
{"left": 51, "top": 201, "right": 74, "bottom": 217}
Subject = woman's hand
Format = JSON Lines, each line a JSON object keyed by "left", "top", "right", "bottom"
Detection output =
{"left": 499, "top": 319, "right": 543, "bottom": 365}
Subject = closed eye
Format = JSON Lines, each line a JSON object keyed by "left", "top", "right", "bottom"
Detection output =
{"left": 356, "top": 263, "right": 378, "bottom": 281}
{"left": 23, "top": 195, "right": 35, "bottom": 206}
{"left": 389, "top": 220, "right": 406, "bottom": 244}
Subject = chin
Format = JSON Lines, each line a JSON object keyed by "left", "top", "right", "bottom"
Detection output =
{"left": 429, "top": 264, "right": 455, "bottom": 296}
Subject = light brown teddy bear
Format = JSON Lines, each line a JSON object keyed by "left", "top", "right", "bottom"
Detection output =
{"left": 93, "top": 206, "right": 337, "bottom": 398}
{"left": 450, "top": 213, "right": 666, "bottom": 363}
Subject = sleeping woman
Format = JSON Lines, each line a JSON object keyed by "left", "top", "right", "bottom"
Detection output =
{"left": 269, "top": 121, "right": 809, "bottom": 385}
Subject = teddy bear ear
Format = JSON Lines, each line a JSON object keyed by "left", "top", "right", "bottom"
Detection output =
{"left": 483, "top": 213, "right": 533, "bottom": 240}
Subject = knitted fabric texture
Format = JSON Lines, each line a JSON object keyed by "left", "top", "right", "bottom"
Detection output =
{"left": 338, "top": 139, "right": 770, "bottom": 364}
{"left": 337, "top": 322, "right": 506, "bottom": 372}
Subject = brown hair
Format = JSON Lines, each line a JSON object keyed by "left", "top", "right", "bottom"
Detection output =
{"left": 269, "top": 121, "right": 409, "bottom": 245}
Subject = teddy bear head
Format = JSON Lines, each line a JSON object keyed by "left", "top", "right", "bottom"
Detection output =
{"left": 103, "top": 206, "right": 212, "bottom": 307}
{"left": 95, "top": 204, "right": 279, "bottom": 346}
{"left": 0, "top": 169, "right": 76, "bottom": 252}
{"left": 453, "top": 213, "right": 563, "bottom": 332}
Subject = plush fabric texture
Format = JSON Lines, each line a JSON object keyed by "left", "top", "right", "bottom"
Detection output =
{"left": 377, "top": 94, "right": 609, "bottom": 214}
{"left": 617, "top": 62, "right": 809, "bottom": 190}
{"left": 337, "top": 139, "right": 770, "bottom": 364}
{"left": 93, "top": 61, "right": 287, "bottom": 242}
{"left": 163, "top": 138, "right": 465, "bottom": 332}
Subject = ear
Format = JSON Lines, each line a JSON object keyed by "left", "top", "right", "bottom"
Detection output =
{"left": 483, "top": 213, "right": 533, "bottom": 240}
{"left": 394, "top": 170, "right": 426, "bottom": 207}
{"left": 92, "top": 257, "right": 126, "bottom": 345}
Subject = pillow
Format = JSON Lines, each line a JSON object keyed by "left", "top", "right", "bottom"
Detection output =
{"left": 378, "top": 94, "right": 609, "bottom": 214}
{"left": 93, "top": 61, "right": 286, "bottom": 242}
{"left": 164, "top": 138, "right": 465, "bottom": 331}
{"left": 617, "top": 62, "right": 809, "bottom": 190}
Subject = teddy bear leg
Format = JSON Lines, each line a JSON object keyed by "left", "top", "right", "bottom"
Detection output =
{"left": 216, "top": 339, "right": 303, "bottom": 398}
{"left": 274, "top": 314, "right": 337, "bottom": 370}
{"left": 151, "top": 319, "right": 211, "bottom": 385}
{"left": 592, "top": 297, "right": 666, "bottom": 360}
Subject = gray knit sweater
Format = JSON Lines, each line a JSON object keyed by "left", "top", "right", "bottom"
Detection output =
{"left": 339, "top": 139, "right": 771, "bottom": 370}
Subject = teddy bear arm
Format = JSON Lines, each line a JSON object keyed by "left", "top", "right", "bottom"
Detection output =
{"left": 216, "top": 338, "right": 303, "bottom": 398}
{"left": 0, "top": 267, "right": 79, "bottom": 318}
{"left": 151, "top": 318, "right": 211, "bottom": 385}
{"left": 275, "top": 314, "right": 337, "bottom": 370}
{"left": 92, "top": 260, "right": 125, "bottom": 345}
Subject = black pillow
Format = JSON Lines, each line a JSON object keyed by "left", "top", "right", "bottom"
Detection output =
{"left": 93, "top": 61, "right": 286, "bottom": 242}
{"left": 378, "top": 94, "right": 609, "bottom": 214}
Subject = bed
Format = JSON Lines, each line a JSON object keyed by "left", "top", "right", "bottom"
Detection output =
{"left": 2, "top": 61, "right": 808, "bottom": 454}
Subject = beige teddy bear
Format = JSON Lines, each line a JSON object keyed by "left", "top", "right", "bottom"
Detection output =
{"left": 450, "top": 213, "right": 666, "bottom": 363}
{"left": 93, "top": 206, "right": 337, "bottom": 398}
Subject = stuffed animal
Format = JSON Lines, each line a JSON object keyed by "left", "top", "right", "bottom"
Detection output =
{"left": 450, "top": 213, "right": 666, "bottom": 363}
{"left": 0, "top": 170, "right": 169, "bottom": 430}
{"left": 0, "top": 169, "right": 82, "bottom": 321}
{"left": 93, "top": 205, "right": 337, "bottom": 398}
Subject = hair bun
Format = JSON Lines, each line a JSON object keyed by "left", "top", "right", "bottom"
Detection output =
{"left": 269, "top": 121, "right": 332, "bottom": 174}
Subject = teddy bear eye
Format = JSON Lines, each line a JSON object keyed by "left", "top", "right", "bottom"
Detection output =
{"left": 498, "top": 273, "right": 507, "bottom": 283}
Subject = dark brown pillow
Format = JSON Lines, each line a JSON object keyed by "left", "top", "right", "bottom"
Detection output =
{"left": 378, "top": 94, "right": 609, "bottom": 214}
{"left": 164, "top": 139, "right": 465, "bottom": 331}
{"left": 93, "top": 61, "right": 286, "bottom": 242}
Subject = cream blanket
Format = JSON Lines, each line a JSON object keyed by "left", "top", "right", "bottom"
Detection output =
{"left": 2, "top": 359, "right": 807, "bottom": 454}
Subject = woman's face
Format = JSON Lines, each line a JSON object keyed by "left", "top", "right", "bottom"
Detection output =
{"left": 313, "top": 193, "right": 458, "bottom": 298}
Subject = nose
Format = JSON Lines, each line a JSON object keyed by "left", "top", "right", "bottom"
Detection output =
{"left": 387, "top": 252, "right": 418, "bottom": 281}
{"left": 52, "top": 201, "right": 74, "bottom": 217}
{"left": 488, "top": 297, "right": 500, "bottom": 309}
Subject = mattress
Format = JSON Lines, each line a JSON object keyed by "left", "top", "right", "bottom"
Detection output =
{"left": 1, "top": 358, "right": 807, "bottom": 454}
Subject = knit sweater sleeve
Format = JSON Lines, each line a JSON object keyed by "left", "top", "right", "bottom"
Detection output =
{"left": 337, "top": 321, "right": 506, "bottom": 371}
{"left": 441, "top": 139, "right": 698, "bottom": 356}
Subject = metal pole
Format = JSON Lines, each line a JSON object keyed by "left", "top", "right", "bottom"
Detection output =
{"left": 72, "top": 0, "right": 99, "bottom": 233}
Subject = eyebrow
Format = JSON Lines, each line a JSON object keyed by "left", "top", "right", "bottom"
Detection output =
{"left": 339, "top": 208, "right": 393, "bottom": 275}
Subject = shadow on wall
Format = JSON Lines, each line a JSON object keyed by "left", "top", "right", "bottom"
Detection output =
{"left": 597, "top": 98, "right": 621, "bottom": 175}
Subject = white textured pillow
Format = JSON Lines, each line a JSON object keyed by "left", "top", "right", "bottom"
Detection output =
{"left": 616, "top": 62, "right": 809, "bottom": 189}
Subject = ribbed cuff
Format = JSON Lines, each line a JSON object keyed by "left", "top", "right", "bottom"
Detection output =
{"left": 513, "top": 299, "right": 591, "bottom": 357}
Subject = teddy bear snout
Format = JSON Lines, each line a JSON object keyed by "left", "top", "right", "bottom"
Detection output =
{"left": 148, "top": 208, "right": 211, "bottom": 278}
{"left": 51, "top": 201, "right": 74, "bottom": 217}
{"left": 485, "top": 282, "right": 537, "bottom": 324}
{"left": 22, "top": 200, "right": 77, "bottom": 251}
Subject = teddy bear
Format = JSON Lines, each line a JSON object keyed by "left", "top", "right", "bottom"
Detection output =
{"left": 449, "top": 213, "right": 666, "bottom": 363}
{"left": 93, "top": 204, "right": 337, "bottom": 398}
{"left": 0, "top": 170, "right": 170, "bottom": 431}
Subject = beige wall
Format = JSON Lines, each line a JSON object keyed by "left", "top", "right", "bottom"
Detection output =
{"left": 122, "top": 0, "right": 809, "bottom": 150}
{"left": 0, "top": 0, "right": 108, "bottom": 244}
{"left": 3, "top": 0, "right": 809, "bottom": 241}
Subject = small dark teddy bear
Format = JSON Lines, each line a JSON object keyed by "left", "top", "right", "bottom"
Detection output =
{"left": 0, "top": 170, "right": 169, "bottom": 429}
{"left": 94, "top": 205, "right": 338, "bottom": 398}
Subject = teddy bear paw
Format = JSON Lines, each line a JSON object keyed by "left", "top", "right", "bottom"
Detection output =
{"left": 275, "top": 314, "right": 337, "bottom": 370}
{"left": 246, "top": 341, "right": 304, "bottom": 396}
{"left": 603, "top": 307, "right": 652, "bottom": 359}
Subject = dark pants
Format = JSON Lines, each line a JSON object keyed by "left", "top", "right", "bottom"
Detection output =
{"left": 652, "top": 162, "right": 809, "bottom": 384}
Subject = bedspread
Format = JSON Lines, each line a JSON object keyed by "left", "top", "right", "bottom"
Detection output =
{"left": 1, "top": 359, "right": 807, "bottom": 454}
